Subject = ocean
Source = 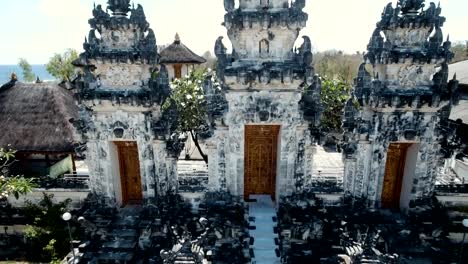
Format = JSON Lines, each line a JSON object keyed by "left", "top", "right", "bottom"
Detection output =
{"left": 0, "top": 65, "right": 56, "bottom": 84}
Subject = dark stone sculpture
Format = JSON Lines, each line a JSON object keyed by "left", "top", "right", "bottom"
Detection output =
{"left": 224, "top": 0, "right": 235, "bottom": 12}
{"left": 292, "top": 0, "right": 306, "bottom": 10}
{"left": 107, "top": 0, "right": 131, "bottom": 16}
{"left": 214, "top": 36, "right": 227, "bottom": 80}
{"left": 398, "top": 0, "right": 425, "bottom": 14}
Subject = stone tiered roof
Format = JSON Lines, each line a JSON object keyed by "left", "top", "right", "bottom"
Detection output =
{"left": 0, "top": 80, "right": 78, "bottom": 153}
{"left": 160, "top": 34, "right": 206, "bottom": 64}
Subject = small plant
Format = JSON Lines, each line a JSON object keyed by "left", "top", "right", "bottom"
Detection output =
{"left": 0, "top": 147, "right": 35, "bottom": 200}
{"left": 24, "top": 193, "right": 73, "bottom": 262}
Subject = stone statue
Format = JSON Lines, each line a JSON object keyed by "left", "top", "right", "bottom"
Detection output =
{"left": 224, "top": 0, "right": 235, "bottom": 12}
{"left": 107, "top": 0, "right": 130, "bottom": 15}
{"left": 299, "top": 36, "right": 312, "bottom": 54}
{"left": 130, "top": 4, "right": 147, "bottom": 22}
{"left": 397, "top": 0, "right": 425, "bottom": 14}
{"left": 293, "top": 0, "right": 306, "bottom": 10}
{"left": 214, "top": 37, "right": 227, "bottom": 57}
{"left": 381, "top": 3, "right": 394, "bottom": 25}
{"left": 93, "top": 4, "right": 109, "bottom": 20}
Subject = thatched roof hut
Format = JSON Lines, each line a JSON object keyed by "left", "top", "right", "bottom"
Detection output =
{"left": 0, "top": 80, "right": 79, "bottom": 153}
{"left": 160, "top": 33, "right": 206, "bottom": 64}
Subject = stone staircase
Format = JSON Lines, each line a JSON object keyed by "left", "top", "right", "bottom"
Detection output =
{"left": 248, "top": 195, "right": 280, "bottom": 264}
{"left": 177, "top": 160, "right": 209, "bottom": 192}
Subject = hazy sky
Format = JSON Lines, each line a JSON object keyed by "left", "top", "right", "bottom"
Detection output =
{"left": 0, "top": 0, "right": 466, "bottom": 64}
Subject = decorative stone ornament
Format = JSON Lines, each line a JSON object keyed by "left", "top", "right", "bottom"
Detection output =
{"left": 398, "top": 0, "right": 425, "bottom": 14}
{"left": 107, "top": 0, "right": 131, "bottom": 16}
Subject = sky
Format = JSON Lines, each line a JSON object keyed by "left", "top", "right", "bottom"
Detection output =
{"left": 0, "top": 0, "right": 466, "bottom": 64}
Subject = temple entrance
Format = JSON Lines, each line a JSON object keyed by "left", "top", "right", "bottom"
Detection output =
{"left": 244, "top": 125, "right": 280, "bottom": 200}
{"left": 115, "top": 142, "right": 143, "bottom": 205}
{"left": 381, "top": 143, "right": 412, "bottom": 209}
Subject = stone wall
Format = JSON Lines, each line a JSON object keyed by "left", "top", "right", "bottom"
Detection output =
{"left": 342, "top": 1, "right": 458, "bottom": 208}
{"left": 205, "top": 90, "right": 316, "bottom": 199}
{"left": 91, "top": 62, "right": 152, "bottom": 88}
{"left": 82, "top": 109, "right": 177, "bottom": 203}
{"left": 343, "top": 109, "right": 443, "bottom": 206}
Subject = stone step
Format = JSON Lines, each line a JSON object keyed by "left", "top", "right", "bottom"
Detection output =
{"left": 248, "top": 195, "right": 280, "bottom": 264}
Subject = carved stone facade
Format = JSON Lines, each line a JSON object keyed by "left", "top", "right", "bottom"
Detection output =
{"left": 342, "top": 0, "right": 458, "bottom": 208}
{"left": 205, "top": 0, "right": 322, "bottom": 200}
{"left": 72, "top": 1, "right": 177, "bottom": 204}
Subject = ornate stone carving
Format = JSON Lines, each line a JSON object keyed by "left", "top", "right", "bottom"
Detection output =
{"left": 107, "top": 0, "right": 131, "bottom": 16}
{"left": 398, "top": 0, "right": 425, "bottom": 14}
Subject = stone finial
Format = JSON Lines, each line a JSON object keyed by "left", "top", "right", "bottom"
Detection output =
{"left": 175, "top": 33, "right": 180, "bottom": 44}
{"left": 107, "top": 0, "right": 131, "bottom": 16}
{"left": 10, "top": 73, "right": 17, "bottom": 81}
{"left": 397, "top": 0, "right": 425, "bottom": 14}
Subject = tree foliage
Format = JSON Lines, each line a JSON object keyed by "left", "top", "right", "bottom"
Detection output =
{"left": 320, "top": 78, "right": 353, "bottom": 133}
{"left": 451, "top": 41, "right": 468, "bottom": 63}
{"left": 167, "top": 68, "right": 220, "bottom": 163}
{"left": 314, "top": 50, "right": 362, "bottom": 85}
{"left": 201, "top": 51, "right": 217, "bottom": 71}
{"left": 46, "top": 49, "right": 78, "bottom": 82}
{"left": 18, "top": 58, "right": 36, "bottom": 83}
{"left": 24, "top": 193, "right": 73, "bottom": 262}
{"left": 0, "top": 147, "right": 35, "bottom": 200}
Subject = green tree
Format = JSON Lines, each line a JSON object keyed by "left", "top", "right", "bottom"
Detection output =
{"left": 167, "top": 68, "right": 220, "bottom": 163}
{"left": 0, "top": 147, "right": 35, "bottom": 200}
{"left": 46, "top": 49, "right": 78, "bottom": 82}
{"left": 320, "top": 78, "right": 353, "bottom": 133}
{"left": 18, "top": 58, "right": 36, "bottom": 83}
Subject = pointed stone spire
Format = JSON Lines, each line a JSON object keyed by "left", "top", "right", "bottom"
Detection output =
{"left": 174, "top": 33, "right": 181, "bottom": 44}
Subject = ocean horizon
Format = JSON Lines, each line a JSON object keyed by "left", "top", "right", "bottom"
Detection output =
{"left": 0, "top": 65, "right": 56, "bottom": 85}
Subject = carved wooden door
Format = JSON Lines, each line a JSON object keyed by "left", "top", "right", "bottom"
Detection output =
{"left": 116, "top": 142, "right": 143, "bottom": 204}
{"left": 244, "top": 125, "right": 280, "bottom": 199}
{"left": 381, "top": 143, "right": 411, "bottom": 209}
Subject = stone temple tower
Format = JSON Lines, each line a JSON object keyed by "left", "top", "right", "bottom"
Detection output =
{"left": 72, "top": 0, "right": 177, "bottom": 206}
{"left": 205, "top": 0, "right": 322, "bottom": 200}
{"left": 342, "top": 0, "right": 458, "bottom": 209}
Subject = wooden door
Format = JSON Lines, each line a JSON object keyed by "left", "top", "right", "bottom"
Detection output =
{"left": 244, "top": 125, "right": 280, "bottom": 199}
{"left": 174, "top": 64, "right": 182, "bottom": 79}
{"left": 116, "top": 142, "right": 143, "bottom": 204}
{"left": 381, "top": 143, "right": 411, "bottom": 209}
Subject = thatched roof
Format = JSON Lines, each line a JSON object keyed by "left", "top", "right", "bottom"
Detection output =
{"left": 160, "top": 34, "right": 206, "bottom": 64}
{"left": 0, "top": 81, "right": 79, "bottom": 153}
